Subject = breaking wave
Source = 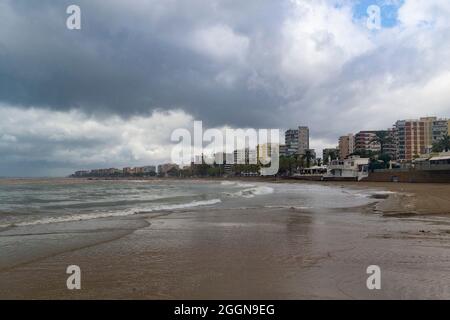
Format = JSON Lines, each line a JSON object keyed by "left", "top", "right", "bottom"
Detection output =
{"left": 2, "top": 198, "right": 222, "bottom": 228}
{"left": 225, "top": 186, "right": 274, "bottom": 198}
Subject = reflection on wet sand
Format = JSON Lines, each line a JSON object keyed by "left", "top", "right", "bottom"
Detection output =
{"left": 1, "top": 180, "right": 450, "bottom": 299}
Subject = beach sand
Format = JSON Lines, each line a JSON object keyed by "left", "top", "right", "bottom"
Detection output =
{"left": 1, "top": 181, "right": 450, "bottom": 299}
{"left": 325, "top": 181, "right": 450, "bottom": 215}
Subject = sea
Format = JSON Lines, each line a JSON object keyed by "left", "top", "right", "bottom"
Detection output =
{"left": 0, "top": 178, "right": 380, "bottom": 228}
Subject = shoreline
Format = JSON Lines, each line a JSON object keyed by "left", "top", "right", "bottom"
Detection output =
{"left": 3, "top": 176, "right": 450, "bottom": 216}
{"left": 2, "top": 176, "right": 450, "bottom": 216}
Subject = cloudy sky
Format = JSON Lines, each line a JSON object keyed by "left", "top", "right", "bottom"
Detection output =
{"left": 1, "top": 0, "right": 450, "bottom": 176}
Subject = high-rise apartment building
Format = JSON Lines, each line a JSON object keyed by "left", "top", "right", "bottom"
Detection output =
{"left": 432, "top": 119, "right": 450, "bottom": 145}
{"left": 298, "top": 126, "right": 310, "bottom": 155}
{"left": 421, "top": 117, "right": 437, "bottom": 153}
{"left": 395, "top": 119, "right": 426, "bottom": 161}
{"left": 338, "top": 134, "right": 354, "bottom": 160}
{"left": 383, "top": 128, "right": 398, "bottom": 160}
{"left": 354, "top": 131, "right": 381, "bottom": 154}
{"left": 285, "top": 129, "right": 298, "bottom": 156}
{"left": 284, "top": 126, "right": 310, "bottom": 156}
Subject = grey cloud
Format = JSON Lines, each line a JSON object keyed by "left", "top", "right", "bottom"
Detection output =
{"left": 0, "top": 0, "right": 287, "bottom": 128}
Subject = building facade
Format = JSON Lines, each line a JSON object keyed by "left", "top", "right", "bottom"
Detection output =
{"left": 285, "top": 129, "right": 299, "bottom": 156}
{"left": 284, "top": 126, "right": 310, "bottom": 156}
{"left": 158, "top": 163, "right": 179, "bottom": 176}
{"left": 338, "top": 134, "right": 354, "bottom": 160}
{"left": 354, "top": 131, "right": 381, "bottom": 154}
{"left": 395, "top": 120, "right": 426, "bottom": 161}
{"left": 298, "top": 126, "right": 310, "bottom": 155}
{"left": 432, "top": 119, "right": 450, "bottom": 145}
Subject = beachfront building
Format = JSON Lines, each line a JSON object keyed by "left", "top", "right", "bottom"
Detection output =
{"left": 90, "top": 168, "right": 122, "bottom": 176}
{"left": 285, "top": 129, "right": 299, "bottom": 156}
{"left": 324, "top": 156, "right": 370, "bottom": 181}
{"left": 354, "top": 131, "right": 381, "bottom": 154}
{"left": 233, "top": 149, "right": 254, "bottom": 164}
{"left": 421, "top": 117, "right": 437, "bottom": 153}
{"left": 383, "top": 128, "right": 398, "bottom": 160}
{"left": 298, "top": 126, "right": 310, "bottom": 155}
{"left": 432, "top": 119, "right": 450, "bottom": 145}
{"left": 74, "top": 170, "right": 90, "bottom": 177}
{"left": 395, "top": 119, "right": 427, "bottom": 161}
{"left": 413, "top": 151, "right": 450, "bottom": 170}
{"left": 141, "top": 166, "right": 156, "bottom": 175}
{"left": 284, "top": 126, "right": 310, "bottom": 156}
{"left": 338, "top": 134, "right": 354, "bottom": 160}
{"left": 157, "top": 163, "right": 179, "bottom": 176}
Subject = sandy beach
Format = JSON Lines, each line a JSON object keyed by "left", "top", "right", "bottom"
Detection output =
{"left": 1, "top": 180, "right": 450, "bottom": 299}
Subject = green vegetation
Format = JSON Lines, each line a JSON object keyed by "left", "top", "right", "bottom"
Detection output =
{"left": 432, "top": 135, "right": 450, "bottom": 153}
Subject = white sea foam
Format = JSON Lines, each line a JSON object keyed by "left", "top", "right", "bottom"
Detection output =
{"left": 220, "top": 181, "right": 236, "bottom": 186}
{"left": 220, "top": 181, "right": 255, "bottom": 188}
{"left": 3, "top": 198, "right": 222, "bottom": 227}
{"left": 226, "top": 186, "right": 274, "bottom": 198}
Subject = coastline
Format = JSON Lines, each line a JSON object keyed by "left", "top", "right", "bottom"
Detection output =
{"left": 70, "top": 176, "right": 450, "bottom": 216}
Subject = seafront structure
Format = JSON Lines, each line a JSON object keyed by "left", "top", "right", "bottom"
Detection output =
{"left": 324, "top": 156, "right": 370, "bottom": 181}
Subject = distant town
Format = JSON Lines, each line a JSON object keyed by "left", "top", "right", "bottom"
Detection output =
{"left": 72, "top": 116, "right": 450, "bottom": 183}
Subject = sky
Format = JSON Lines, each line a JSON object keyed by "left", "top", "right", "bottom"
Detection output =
{"left": 1, "top": 0, "right": 450, "bottom": 176}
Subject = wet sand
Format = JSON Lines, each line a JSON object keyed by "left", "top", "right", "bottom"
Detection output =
{"left": 323, "top": 181, "right": 450, "bottom": 215}
{"left": 1, "top": 181, "right": 450, "bottom": 299}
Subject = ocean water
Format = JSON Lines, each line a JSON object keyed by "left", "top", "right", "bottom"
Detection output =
{"left": 0, "top": 178, "right": 379, "bottom": 228}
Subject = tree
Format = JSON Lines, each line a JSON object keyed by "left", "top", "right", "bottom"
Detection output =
{"left": 371, "top": 130, "right": 393, "bottom": 154}
{"left": 368, "top": 131, "right": 395, "bottom": 168}
{"left": 432, "top": 135, "right": 450, "bottom": 153}
{"left": 301, "top": 150, "right": 314, "bottom": 168}
{"left": 278, "top": 156, "right": 296, "bottom": 176}
{"left": 324, "top": 150, "right": 338, "bottom": 165}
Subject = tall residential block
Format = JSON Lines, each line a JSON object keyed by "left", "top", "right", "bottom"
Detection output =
{"left": 354, "top": 131, "right": 381, "bottom": 154}
{"left": 285, "top": 129, "right": 299, "bottom": 156}
{"left": 395, "top": 119, "right": 426, "bottom": 161}
{"left": 338, "top": 134, "right": 354, "bottom": 160}
{"left": 421, "top": 116, "right": 437, "bottom": 153}
{"left": 297, "top": 126, "right": 310, "bottom": 155}
{"left": 284, "top": 126, "right": 310, "bottom": 156}
{"left": 432, "top": 119, "right": 450, "bottom": 144}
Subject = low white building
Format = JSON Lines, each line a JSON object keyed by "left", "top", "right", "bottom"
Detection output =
{"left": 325, "top": 156, "right": 370, "bottom": 181}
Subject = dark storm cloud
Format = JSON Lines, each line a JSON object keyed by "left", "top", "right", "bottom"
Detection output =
{"left": 0, "top": 0, "right": 287, "bottom": 127}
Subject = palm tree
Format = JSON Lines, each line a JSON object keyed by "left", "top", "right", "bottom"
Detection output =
{"left": 302, "top": 150, "right": 314, "bottom": 168}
